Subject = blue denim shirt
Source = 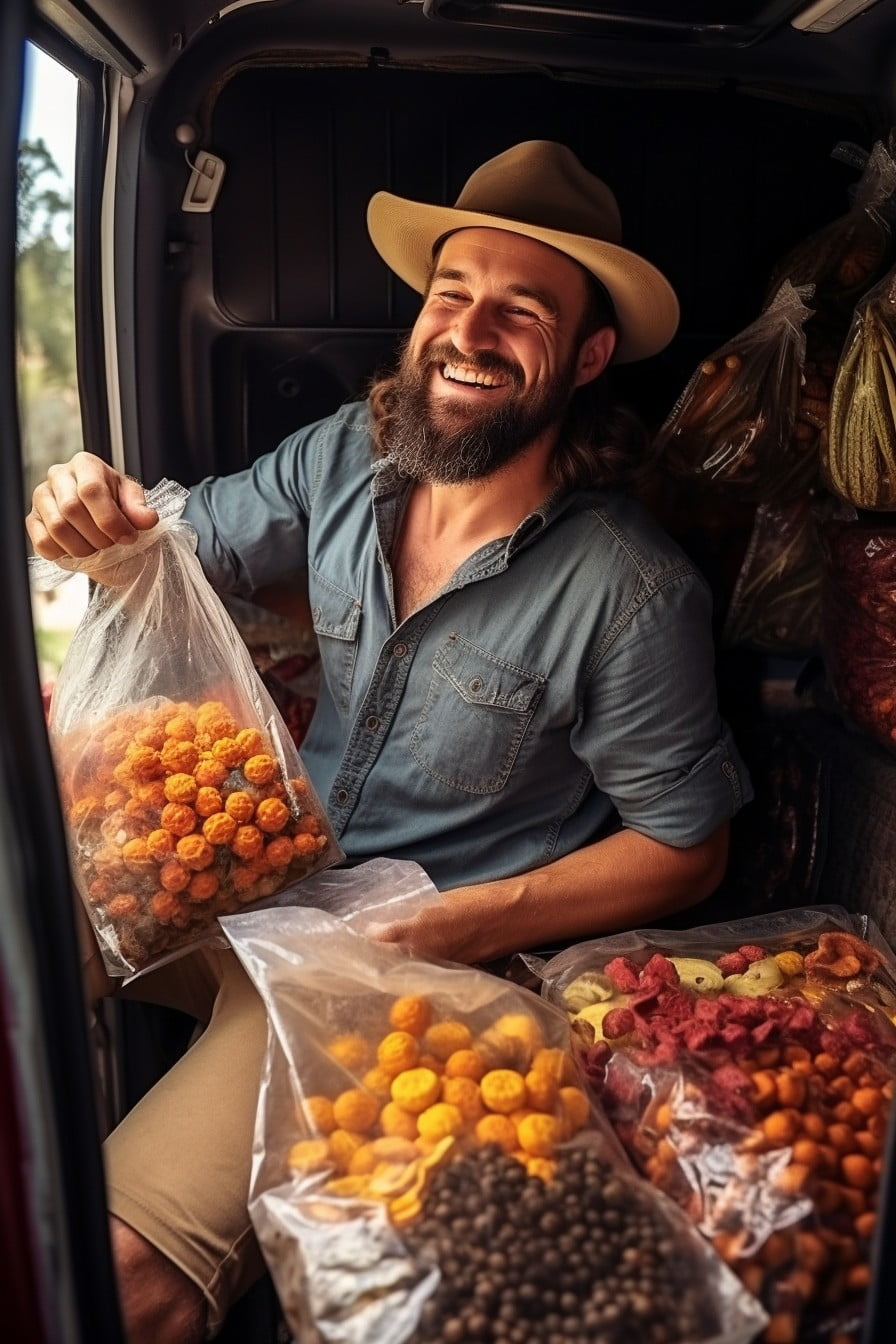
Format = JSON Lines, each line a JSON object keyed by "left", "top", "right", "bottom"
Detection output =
{"left": 183, "top": 399, "right": 751, "bottom": 889}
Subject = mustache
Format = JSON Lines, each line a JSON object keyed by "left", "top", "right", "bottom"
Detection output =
{"left": 413, "top": 341, "right": 525, "bottom": 391}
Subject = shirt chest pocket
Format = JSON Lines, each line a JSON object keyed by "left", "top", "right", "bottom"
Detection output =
{"left": 410, "top": 634, "right": 546, "bottom": 795}
{"left": 309, "top": 567, "right": 362, "bottom": 717}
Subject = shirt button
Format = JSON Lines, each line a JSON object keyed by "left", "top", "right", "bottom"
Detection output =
{"left": 366, "top": 715, "right": 381, "bottom": 732}
{"left": 469, "top": 677, "right": 484, "bottom": 694}
{"left": 335, "top": 788, "right": 349, "bottom": 804}
{"left": 312, "top": 606, "right": 322, "bottom": 623}
{"left": 393, "top": 642, "right": 408, "bottom": 658}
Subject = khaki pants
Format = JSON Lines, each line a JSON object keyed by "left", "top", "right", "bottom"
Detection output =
{"left": 81, "top": 906, "right": 267, "bottom": 1336}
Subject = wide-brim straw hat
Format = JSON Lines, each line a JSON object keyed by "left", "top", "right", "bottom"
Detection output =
{"left": 367, "top": 140, "right": 679, "bottom": 365}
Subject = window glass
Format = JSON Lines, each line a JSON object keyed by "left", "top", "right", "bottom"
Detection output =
{"left": 19, "top": 43, "right": 87, "bottom": 702}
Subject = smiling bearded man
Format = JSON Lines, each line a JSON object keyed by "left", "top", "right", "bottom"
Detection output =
{"left": 371, "top": 333, "right": 580, "bottom": 484}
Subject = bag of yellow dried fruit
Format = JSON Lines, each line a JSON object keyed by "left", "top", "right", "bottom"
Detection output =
{"left": 221, "top": 903, "right": 768, "bottom": 1344}
{"left": 30, "top": 479, "right": 341, "bottom": 977}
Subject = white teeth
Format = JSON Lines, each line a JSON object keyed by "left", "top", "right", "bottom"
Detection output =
{"left": 442, "top": 363, "right": 504, "bottom": 388}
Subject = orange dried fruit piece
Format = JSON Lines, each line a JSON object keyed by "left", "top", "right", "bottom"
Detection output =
{"left": 376, "top": 1030, "right": 421, "bottom": 1077}
{"left": 361, "top": 1066, "right": 394, "bottom": 1100}
{"left": 194, "top": 758, "right": 229, "bottom": 789}
{"left": 265, "top": 836, "right": 295, "bottom": 868}
{"left": 327, "top": 1129, "right": 367, "bottom": 1172}
{"left": 187, "top": 872, "right": 219, "bottom": 902}
{"left": 163, "top": 773, "right": 199, "bottom": 804}
{"left": 379, "top": 1101, "right": 420, "bottom": 1141}
{"left": 525, "top": 1067, "right": 559, "bottom": 1113}
{"left": 224, "top": 791, "right": 255, "bottom": 824}
{"left": 231, "top": 825, "right": 263, "bottom": 860}
{"left": 160, "top": 802, "right": 197, "bottom": 837}
{"left": 202, "top": 812, "right": 237, "bottom": 845}
{"left": 243, "top": 753, "right": 277, "bottom": 785}
{"left": 332, "top": 1088, "right": 380, "bottom": 1133}
{"left": 388, "top": 995, "right": 433, "bottom": 1037}
{"left": 256, "top": 798, "right": 290, "bottom": 834}
{"left": 417, "top": 1102, "right": 464, "bottom": 1143}
{"left": 390, "top": 1067, "right": 441, "bottom": 1115}
{"left": 300, "top": 1095, "right": 336, "bottom": 1136}
{"left": 480, "top": 1068, "right": 527, "bottom": 1115}
{"left": 440, "top": 1076, "right": 485, "bottom": 1125}
{"left": 326, "top": 1034, "right": 370, "bottom": 1070}
{"left": 286, "top": 1138, "right": 331, "bottom": 1174}
{"left": 531, "top": 1047, "right": 576, "bottom": 1086}
{"left": 176, "top": 834, "right": 215, "bottom": 871}
{"left": 444, "top": 1048, "right": 486, "bottom": 1081}
{"left": 557, "top": 1086, "right": 590, "bottom": 1135}
{"left": 159, "top": 739, "right": 199, "bottom": 774}
{"left": 525, "top": 1156, "right": 557, "bottom": 1182}
{"left": 474, "top": 1114, "right": 518, "bottom": 1153}
{"left": 423, "top": 1020, "right": 472, "bottom": 1061}
{"left": 517, "top": 1112, "right": 562, "bottom": 1158}
{"left": 492, "top": 1013, "right": 545, "bottom": 1060}
{"left": 234, "top": 727, "right": 264, "bottom": 758}
{"left": 195, "top": 701, "right": 238, "bottom": 741}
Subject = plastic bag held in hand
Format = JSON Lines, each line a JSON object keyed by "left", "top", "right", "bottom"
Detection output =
{"left": 30, "top": 479, "right": 342, "bottom": 978}
{"left": 655, "top": 281, "right": 814, "bottom": 502}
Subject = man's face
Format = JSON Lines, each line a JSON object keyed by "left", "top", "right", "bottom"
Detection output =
{"left": 382, "top": 228, "right": 606, "bottom": 484}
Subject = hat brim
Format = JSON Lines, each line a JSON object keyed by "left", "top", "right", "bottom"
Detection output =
{"left": 367, "top": 191, "right": 679, "bottom": 365}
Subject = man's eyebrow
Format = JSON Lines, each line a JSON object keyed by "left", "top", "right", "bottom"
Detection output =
{"left": 430, "top": 267, "right": 559, "bottom": 316}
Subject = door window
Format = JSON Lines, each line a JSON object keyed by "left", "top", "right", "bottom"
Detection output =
{"left": 18, "top": 41, "right": 87, "bottom": 703}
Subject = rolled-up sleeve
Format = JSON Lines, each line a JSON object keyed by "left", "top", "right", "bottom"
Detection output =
{"left": 181, "top": 417, "right": 331, "bottom": 596}
{"left": 574, "top": 568, "right": 752, "bottom": 847}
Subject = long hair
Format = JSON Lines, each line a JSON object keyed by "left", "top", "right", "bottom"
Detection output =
{"left": 368, "top": 266, "right": 654, "bottom": 492}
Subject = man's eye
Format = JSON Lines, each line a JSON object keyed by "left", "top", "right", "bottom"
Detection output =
{"left": 507, "top": 306, "right": 539, "bottom": 321}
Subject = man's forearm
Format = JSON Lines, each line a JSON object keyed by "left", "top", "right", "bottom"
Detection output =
{"left": 373, "top": 823, "right": 730, "bottom": 965}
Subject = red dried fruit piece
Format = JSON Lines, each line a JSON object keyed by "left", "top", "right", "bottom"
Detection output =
{"left": 602, "top": 1008, "right": 636, "bottom": 1039}
{"left": 641, "top": 953, "right": 680, "bottom": 985}
{"left": 717, "top": 951, "right": 749, "bottom": 976}
{"left": 737, "top": 944, "right": 768, "bottom": 964}
{"left": 713, "top": 1063, "right": 752, "bottom": 1095}
{"left": 682, "top": 1024, "right": 722, "bottom": 1051}
{"left": 604, "top": 956, "right": 641, "bottom": 993}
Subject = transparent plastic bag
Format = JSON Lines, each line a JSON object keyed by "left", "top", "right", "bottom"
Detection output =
{"left": 765, "top": 141, "right": 896, "bottom": 320}
{"left": 818, "top": 509, "right": 896, "bottom": 753}
{"left": 223, "top": 907, "right": 768, "bottom": 1344}
{"left": 655, "top": 281, "right": 814, "bottom": 502}
{"left": 722, "top": 495, "right": 826, "bottom": 656}
{"left": 534, "top": 907, "right": 896, "bottom": 1344}
{"left": 822, "top": 265, "right": 896, "bottom": 510}
{"left": 30, "top": 480, "right": 342, "bottom": 978}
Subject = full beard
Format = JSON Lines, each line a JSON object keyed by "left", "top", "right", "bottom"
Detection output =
{"left": 380, "top": 340, "right": 575, "bottom": 485}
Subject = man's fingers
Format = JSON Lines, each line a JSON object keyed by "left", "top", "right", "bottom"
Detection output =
{"left": 26, "top": 455, "right": 158, "bottom": 561}
{"left": 117, "top": 475, "right": 160, "bottom": 530}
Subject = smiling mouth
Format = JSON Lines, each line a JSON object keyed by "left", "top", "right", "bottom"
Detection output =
{"left": 441, "top": 361, "right": 509, "bottom": 389}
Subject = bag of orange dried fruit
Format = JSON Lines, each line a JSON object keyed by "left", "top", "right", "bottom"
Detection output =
{"left": 31, "top": 479, "right": 341, "bottom": 977}
{"left": 221, "top": 902, "right": 767, "bottom": 1344}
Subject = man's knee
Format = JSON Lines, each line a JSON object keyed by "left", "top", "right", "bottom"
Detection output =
{"left": 110, "top": 1216, "right": 207, "bottom": 1344}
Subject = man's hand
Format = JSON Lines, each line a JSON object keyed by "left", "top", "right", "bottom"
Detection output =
{"left": 26, "top": 451, "right": 159, "bottom": 560}
{"left": 369, "top": 824, "right": 730, "bottom": 967}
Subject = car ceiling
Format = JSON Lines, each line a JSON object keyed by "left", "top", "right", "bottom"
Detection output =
{"left": 32, "top": 0, "right": 896, "bottom": 106}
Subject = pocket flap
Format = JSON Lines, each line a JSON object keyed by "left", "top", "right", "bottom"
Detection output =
{"left": 433, "top": 634, "right": 545, "bottom": 712}
{"left": 309, "top": 569, "right": 361, "bottom": 641}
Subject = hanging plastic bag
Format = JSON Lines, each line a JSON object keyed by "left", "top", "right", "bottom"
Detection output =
{"left": 534, "top": 906, "right": 896, "bottom": 1344}
{"left": 30, "top": 479, "right": 342, "bottom": 979}
{"left": 722, "top": 495, "right": 826, "bottom": 656}
{"left": 818, "top": 508, "right": 896, "bottom": 752}
{"left": 222, "top": 906, "right": 767, "bottom": 1344}
{"left": 655, "top": 281, "right": 814, "bottom": 502}
{"left": 821, "top": 264, "right": 896, "bottom": 509}
{"left": 765, "top": 140, "right": 896, "bottom": 320}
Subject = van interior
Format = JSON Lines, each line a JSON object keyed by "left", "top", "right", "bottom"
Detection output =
{"left": 7, "top": 1, "right": 896, "bottom": 1341}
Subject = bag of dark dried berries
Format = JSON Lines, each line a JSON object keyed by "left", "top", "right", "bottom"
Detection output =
{"left": 535, "top": 905, "right": 896, "bottom": 1344}
{"left": 818, "top": 509, "right": 896, "bottom": 754}
{"left": 222, "top": 903, "right": 767, "bottom": 1344}
{"left": 28, "top": 479, "right": 341, "bottom": 979}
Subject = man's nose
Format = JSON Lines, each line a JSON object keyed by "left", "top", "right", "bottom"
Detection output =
{"left": 452, "top": 301, "right": 499, "bottom": 355}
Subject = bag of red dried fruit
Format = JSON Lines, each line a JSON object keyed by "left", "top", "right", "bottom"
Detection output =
{"left": 818, "top": 508, "right": 896, "bottom": 756}
{"left": 29, "top": 479, "right": 341, "bottom": 979}
{"left": 221, "top": 900, "right": 767, "bottom": 1344}
{"left": 535, "top": 905, "right": 896, "bottom": 1344}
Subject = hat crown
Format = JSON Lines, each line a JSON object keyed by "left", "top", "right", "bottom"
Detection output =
{"left": 453, "top": 141, "right": 623, "bottom": 246}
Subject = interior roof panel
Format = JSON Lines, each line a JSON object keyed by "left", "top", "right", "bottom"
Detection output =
{"left": 35, "top": 0, "right": 896, "bottom": 106}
